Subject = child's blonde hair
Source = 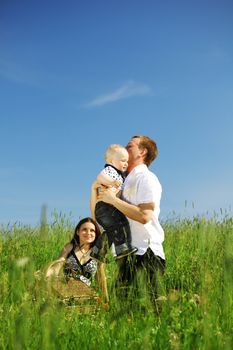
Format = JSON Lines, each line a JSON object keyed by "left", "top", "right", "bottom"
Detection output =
{"left": 105, "top": 144, "right": 127, "bottom": 163}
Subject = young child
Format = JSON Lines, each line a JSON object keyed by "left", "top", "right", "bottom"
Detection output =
{"left": 90, "top": 144, "right": 137, "bottom": 262}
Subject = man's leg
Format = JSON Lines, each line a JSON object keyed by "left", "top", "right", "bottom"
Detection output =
{"left": 114, "top": 254, "right": 138, "bottom": 309}
{"left": 115, "top": 249, "right": 165, "bottom": 308}
{"left": 140, "top": 248, "right": 166, "bottom": 302}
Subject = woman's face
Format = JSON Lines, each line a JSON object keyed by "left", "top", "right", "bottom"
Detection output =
{"left": 77, "top": 222, "right": 96, "bottom": 246}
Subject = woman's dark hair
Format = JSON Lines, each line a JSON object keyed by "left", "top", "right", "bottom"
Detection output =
{"left": 70, "top": 217, "right": 101, "bottom": 248}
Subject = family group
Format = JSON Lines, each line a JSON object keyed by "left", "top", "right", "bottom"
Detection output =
{"left": 45, "top": 135, "right": 165, "bottom": 308}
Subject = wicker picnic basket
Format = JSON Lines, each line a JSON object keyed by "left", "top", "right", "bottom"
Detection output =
{"left": 52, "top": 278, "right": 100, "bottom": 312}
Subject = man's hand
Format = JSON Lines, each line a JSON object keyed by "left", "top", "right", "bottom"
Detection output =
{"left": 113, "top": 179, "right": 121, "bottom": 188}
{"left": 97, "top": 187, "right": 117, "bottom": 205}
{"left": 91, "top": 180, "right": 99, "bottom": 191}
{"left": 92, "top": 180, "right": 114, "bottom": 191}
{"left": 97, "top": 184, "right": 155, "bottom": 224}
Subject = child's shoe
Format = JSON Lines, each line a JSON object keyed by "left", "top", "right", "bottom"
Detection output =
{"left": 115, "top": 244, "right": 138, "bottom": 259}
{"left": 90, "top": 246, "right": 106, "bottom": 263}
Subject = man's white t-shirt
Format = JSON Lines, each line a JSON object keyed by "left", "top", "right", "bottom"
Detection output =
{"left": 122, "top": 164, "right": 165, "bottom": 260}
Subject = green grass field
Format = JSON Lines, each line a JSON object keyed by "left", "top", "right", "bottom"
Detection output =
{"left": 1, "top": 213, "right": 232, "bottom": 349}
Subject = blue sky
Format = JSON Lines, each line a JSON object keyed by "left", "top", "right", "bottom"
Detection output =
{"left": 0, "top": 0, "right": 232, "bottom": 226}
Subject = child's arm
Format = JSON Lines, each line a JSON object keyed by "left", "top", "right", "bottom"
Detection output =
{"left": 97, "top": 170, "right": 121, "bottom": 189}
{"left": 90, "top": 169, "right": 122, "bottom": 219}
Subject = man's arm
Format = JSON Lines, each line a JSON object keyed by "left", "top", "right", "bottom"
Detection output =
{"left": 90, "top": 181, "right": 98, "bottom": 220}
{"left": 97, "top": 188, "right": 154, "bottom": 224}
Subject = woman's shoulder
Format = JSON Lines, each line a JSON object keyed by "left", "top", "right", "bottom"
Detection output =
{"left": 59, "top": 242, "right": 74, "bottom": 258}
{"left": 64, "top": 242, "right": 73, "bottom": 250}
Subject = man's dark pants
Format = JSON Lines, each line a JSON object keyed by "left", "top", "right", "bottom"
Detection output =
{"left": 115, "top": 248, "right": 165, "bottom": 308}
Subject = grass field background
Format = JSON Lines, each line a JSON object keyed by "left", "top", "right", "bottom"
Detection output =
{"left": 1, "top": 211, "right": 232, "bottom": 349}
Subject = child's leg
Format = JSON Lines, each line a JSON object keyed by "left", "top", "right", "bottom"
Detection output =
{"left": 110, "top": 221, "right": 137, "bottom": 258}
{"left": 90, "top": 202, "right": 115, "bottom": 262}
{"left": 93, "top": 202, "right": 137, "bottom": 259}
{"left": 95, "top": 202, "right": 118, "bottom": 230}
{"left": 91, "top": 231, "right": 110, "bottom": 262}
{"left": 104, "top": 208, "right": 137, "bottom": 258}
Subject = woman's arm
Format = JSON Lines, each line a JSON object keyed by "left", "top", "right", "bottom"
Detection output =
{"left": 45, "top": 243, "right": 73, "bottom": 279}
{"left": 57, "top": 243, "right": 73, "bottom": 259}
{"left": 96, "top": 262, "right": 109, "bottom": 304}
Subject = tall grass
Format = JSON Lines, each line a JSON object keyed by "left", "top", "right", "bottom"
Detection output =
{"left": 0, "top": 213, "right": 232, "bottom": 349}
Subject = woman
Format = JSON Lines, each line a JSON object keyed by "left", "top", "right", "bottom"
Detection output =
{"left": 45, "top": 217, "right": 108, "bottom": 304}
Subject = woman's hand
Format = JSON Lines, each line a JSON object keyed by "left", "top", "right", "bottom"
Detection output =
{"left": 97, "top": 297, "right": 109, "bottom": 311}
{"left": 103, "top": 303, "right": 109, "bottom": 311}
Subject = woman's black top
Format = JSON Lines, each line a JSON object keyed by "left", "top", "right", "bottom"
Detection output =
{"left": 64, "top": 249, "right": 97, "bottom": 286}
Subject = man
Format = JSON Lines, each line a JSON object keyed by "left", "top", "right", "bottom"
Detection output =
{"left": 98, "top": 135, "right": 165, "bottom": 305}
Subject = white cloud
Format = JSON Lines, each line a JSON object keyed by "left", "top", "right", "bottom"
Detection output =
{"left": 84, "top": 80, "right": 152, "bottom": 108}
{"left": 209, "top": 47, "right": 231, "bottom": 63}
{"left": 0, "top": 60, "right": 24, "bottom": 83}
{"left": 0, "top": 59, "right": 42, "bottom": 87}
{"left": 194, "top": 46, "right": 232, "bottom": 64}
